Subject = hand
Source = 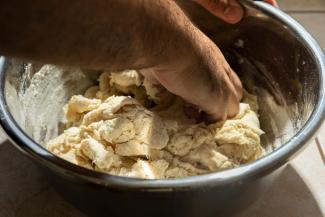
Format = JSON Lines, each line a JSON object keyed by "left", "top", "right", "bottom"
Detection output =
{"left": 0, "top": 0, "right": 247, "bottom": 122}
{"left": 194, "top": 0, "right": 279, "bottom": 24}
{"left": 146, "top": 0, "right": 278, "bottom": 121}
{"left": 264, "top": 0, "right": 279, "bottom": 7}
{"left": 142, "top": 23, "right": 243, "bottom": 121}
{"left": 194, "top": 0, "right": 244, "bottom": 24}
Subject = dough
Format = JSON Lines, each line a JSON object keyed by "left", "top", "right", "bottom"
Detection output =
{"left": 46, "top": 67, "right": 265, "bottom": 179}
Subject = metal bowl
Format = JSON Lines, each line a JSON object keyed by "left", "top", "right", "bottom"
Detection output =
{"left": 0, "top": 1, "right": 324, "bottom": 217}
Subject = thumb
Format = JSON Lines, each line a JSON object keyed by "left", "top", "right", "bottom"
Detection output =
{"left": 264, "top": 0, "right": 279, "bottom": 7}
{"left": 194, "top": 0, "right": 244, "bottom": 24}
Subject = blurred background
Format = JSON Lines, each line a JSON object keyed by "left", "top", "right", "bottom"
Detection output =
{"left": 278, "top": 0, "right": 325, "bottom": 48}
{"left": 0, "top": 0, "right": 324, "bottom": 216}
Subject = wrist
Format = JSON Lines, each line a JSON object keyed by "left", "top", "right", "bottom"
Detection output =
{"left": 136, "top": 0, "right": 198, "bottom": 70}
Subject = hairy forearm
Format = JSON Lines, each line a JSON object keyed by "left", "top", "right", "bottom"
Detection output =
{"left": 0, "top": 0, "right": 194, "bottom": 70}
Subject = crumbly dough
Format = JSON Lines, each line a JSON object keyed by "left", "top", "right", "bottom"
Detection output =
{"left": 47, "top": 67, "right": 265, "bottom": 179}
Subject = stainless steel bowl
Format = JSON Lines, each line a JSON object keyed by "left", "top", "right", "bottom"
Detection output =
{"left": 0, "top": 1, "right": 325, "bottom": 217}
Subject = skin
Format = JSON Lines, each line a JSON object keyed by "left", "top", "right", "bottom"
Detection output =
{"left": 0, "top": 0, "right": 274, "bottom": 121}
{"left": 194, "top": 0, "right": 244, "bottom": 24}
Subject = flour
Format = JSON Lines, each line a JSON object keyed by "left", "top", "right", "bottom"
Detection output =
{"left": 3, "top": 61, "right": 298, "bottom": 179}
{"left": 7, "top": 64, "right": 97, "bottom": 144}
{"left": 45, "top": 67, "right": 265, "bottom": 179}
{"left": 257, "top": 88, "right": 295, "bottom": 152}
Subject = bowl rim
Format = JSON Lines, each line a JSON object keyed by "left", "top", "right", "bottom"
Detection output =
{"left": 0, "top": 1, "right": 325, "bottom": 190}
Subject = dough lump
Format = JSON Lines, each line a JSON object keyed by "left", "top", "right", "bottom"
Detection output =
{"left": 46, "top": 67, "right": 265, "bottom": 179}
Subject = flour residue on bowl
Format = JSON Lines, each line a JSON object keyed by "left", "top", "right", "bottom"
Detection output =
{"left": 257, "top": 88, "right": 295, "bottom": 152}
{"left": 6, "top": 63, "right": 97, "bottom": 144}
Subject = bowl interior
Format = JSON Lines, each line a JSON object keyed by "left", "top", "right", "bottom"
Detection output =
{"left": 2, "top": 3, "right": 321, "bottom": 164}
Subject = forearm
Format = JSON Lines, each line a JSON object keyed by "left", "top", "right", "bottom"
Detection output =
{"left": 0, "top": 0, "right": 193, "bottom": 70}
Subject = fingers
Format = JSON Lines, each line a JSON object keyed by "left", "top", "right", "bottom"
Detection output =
{"left": 207, "top": 71, "right": 240, "bottom": 121}
{"left": 264, "top": 0, "right": 279, "bottom": 7}
{"left": 151, "top": 52, "right": 242, "bottom": 122}
{"left": 145, "top": 18, "right": 243, "bottom": 122}
{"left": 194, "top": 0, "right": 278, "bottom": 24}
{"left": 225, "top": 67, "right": 243, "bottom": 100}
{"left": 194, "top": 0, "right": 244, "bottom": 24}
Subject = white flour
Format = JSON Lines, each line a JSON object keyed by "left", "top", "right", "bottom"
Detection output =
{"left": 7, "top": 64, "right": 97, "bottom": 145}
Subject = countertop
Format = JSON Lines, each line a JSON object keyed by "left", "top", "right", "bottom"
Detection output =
{"left": 0, "top": 0, "right": 325, "bottom": 216}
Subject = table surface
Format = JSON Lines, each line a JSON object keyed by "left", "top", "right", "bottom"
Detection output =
{"left": 1, "top": 0, "right": 325, "bottom": 216}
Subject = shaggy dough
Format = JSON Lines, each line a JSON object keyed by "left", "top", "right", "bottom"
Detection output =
{"left": 47, "top": 67, "right": 265, "bottom": 179}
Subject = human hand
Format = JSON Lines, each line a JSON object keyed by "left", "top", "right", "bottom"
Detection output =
{"left": 143, "top": 0, "right": 277, "bottom": 122}
{"left": 194, "top": 0, "right": 279, "bottom": 24}
{"left": 142, "top": 24, "right": 243, "bottom": 121}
